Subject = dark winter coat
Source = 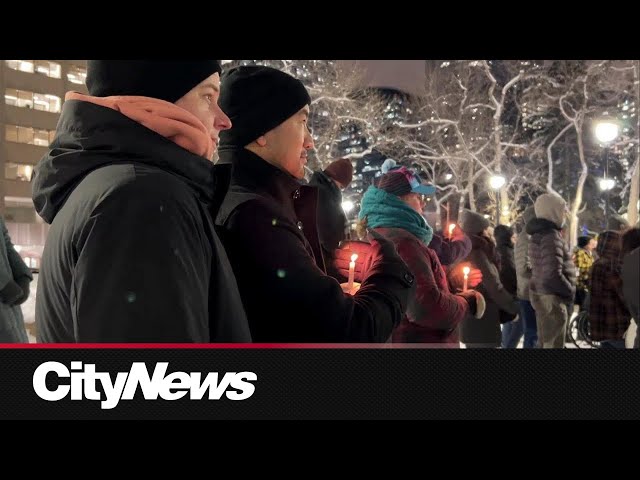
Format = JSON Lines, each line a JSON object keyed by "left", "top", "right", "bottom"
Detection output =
{"left": 526, "top": 218, "right": 576, "bottom": 302}
{"left": 0, "top": 218, "right": 32, "bottom": 342}
{"left": 31, "top": 100, "right": 250, "bottom": 343}
{"left": 214, "top": 147, "right": 414, "bottom": 342}
{"left": 459, "top": 233, "right": 519, "bottom": 345}
{"left": 308, "top": 170, "right": 348, "bottom": 278}
{"left": 429, "top": 233, "right": 472, "bottom": 267}
{"left": 495, "top": 231, "right": 518, "bottom": 324}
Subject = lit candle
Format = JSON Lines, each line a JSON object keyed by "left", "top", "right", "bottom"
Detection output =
{"left": 448, "top": 223, "right": 456, "bottom": 238}
{"left": 463, "top": 266, "right": 470, "bottom": 292}
{"left": 348, "top": 253, "right": 358, "bottom": 292}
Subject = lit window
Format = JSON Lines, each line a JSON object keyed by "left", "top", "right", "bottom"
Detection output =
{"left": 34, "top": 129, "right": 50, "bottom": 147}
{"left": 33, "top": 92, "right": 61, "bottom": 113}
{"left": 5, "top": 163, "right": 34, "bottom": 182}
{"left": 67, "top": 65, "right": 87, "bottom": 85}
{"left": 5, "top": 124, "right": 55, "bottom": 147}
{"left": 5, "top": 88, "right": 60, "bottom": 113}
{"left": 34, "top": 60, "right": 62, "bottom": 79}
{"left": 5, "top": 124, "right": 35, "bottom": 144}
{"left": 4, "top": 88, "right": 34, "bottom": 108}
{"left": 5, "top": 60, "right": 34, "bottom": 73}
{"left": 5, "top": 125, "right": 18, "bottom": 143}
{"left": 17, "top": 125, "right": 34, "bottom": 144}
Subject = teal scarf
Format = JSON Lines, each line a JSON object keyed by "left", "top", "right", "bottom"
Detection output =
{"left": 359, "top": 186, "right": 433, "bottom": 246}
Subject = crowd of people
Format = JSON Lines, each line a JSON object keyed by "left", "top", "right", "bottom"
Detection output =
{"left": 2, "top": 60, "right": 635, "bottom": 347}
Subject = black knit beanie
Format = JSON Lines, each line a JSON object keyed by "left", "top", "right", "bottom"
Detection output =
{"left": 86, "top": 60, "right": 222, "bottom": 103}
{"left": 218, "top": 65, "right": 311, "bottom": 148}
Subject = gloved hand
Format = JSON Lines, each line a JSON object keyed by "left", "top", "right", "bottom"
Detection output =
{"left": 0, "top": 280, "right": 24, "bottom": 306}
{"left": 457, "top": 290, "right": 486, "bottom": 319}
{"left": 11, "top": 276, "right": 31, "bottom": 306}
{"left": 365, "top": 228, "right": 414, "bottom": 288}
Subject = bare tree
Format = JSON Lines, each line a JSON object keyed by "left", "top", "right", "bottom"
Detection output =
{"left": 384, "top": 61, "right": 555, "bottom": 226}
{"left": 222, "top": 60, "right": 639, "bottom": 235}
{"left": 536, "top": 60, "right": 639, "bottom": 245}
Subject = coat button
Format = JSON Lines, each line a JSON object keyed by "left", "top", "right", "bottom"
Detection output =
{"left": 297, "top": 221, "right": 304, "bottom": 230}
{"left": 293, "top": 189, "right": 301, "bottom": 199}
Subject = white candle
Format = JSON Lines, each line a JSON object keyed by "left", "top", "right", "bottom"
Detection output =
{"left": 448, "top": 223, "right": 456, "bottom": 238}
{"left": 463, "top": 266, "right": 470, "bottom": 292}
{"left": 347, "top": 253, "right": 358, "bottom": 292}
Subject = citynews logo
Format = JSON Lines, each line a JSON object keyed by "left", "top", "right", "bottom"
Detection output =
{"left": 33, "top": 361, "right": 257, "bottom": 410}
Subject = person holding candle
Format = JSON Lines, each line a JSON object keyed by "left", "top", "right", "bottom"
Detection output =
{"left": 214, "top": 65, "right": 414, "bottom": 342}
{"left": 459, "top": 210, "right": 519, "bottom": 348}
{"left": 357, "top": 167, "right": 486, "bottom": 347}
{"left": 379, "top": 158, "right": 472, "bottom": 268}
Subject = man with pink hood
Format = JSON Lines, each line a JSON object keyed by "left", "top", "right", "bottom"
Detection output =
{"left": 32, "top": 60, "right": 251, "bottom": 343}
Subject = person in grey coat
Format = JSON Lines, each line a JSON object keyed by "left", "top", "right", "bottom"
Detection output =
{"left": 514, "top": 206, "right": 539, "bottom": 348}
{"left": 459, "top": 210, "right": 519, "bottom": 348}
{"left": 527, "top": 193, "right": 576, "bottom": 348}
{"left": 0, "top": 216, "right": 32, "bottom": 342}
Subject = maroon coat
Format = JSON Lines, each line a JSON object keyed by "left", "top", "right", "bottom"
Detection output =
{"left": 374, "top": 227, "right": 469, "bottom": 345}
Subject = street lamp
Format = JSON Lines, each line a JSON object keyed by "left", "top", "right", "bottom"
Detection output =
{"left": 489, "top": 174, "right": 506, "bottom": 225}
{"left": 342, "top": 200, "right": 355, "bottom": 214}
{"left": 594, "top": 121, "right": 619, "bottom": 144}
{"left": 598, "top": 178, "right": 615, "bottom": 191}
{"left": 594, "top": 119, "right": 620, "bottom": 228}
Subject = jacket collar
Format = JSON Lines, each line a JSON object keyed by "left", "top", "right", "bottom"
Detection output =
{"left": 217, "top": 146, "right": 303, "bottom": 208}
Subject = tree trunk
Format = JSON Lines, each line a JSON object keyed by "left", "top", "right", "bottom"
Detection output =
{"left": 467, "top": 161, "right": 476, "bottom": 211}
{"left": 628, "top": 159, "right": 639, "bottom": 227}
{"left": 569, "top": 120, "right": 588, "bottom": 249}
{"left": 629, "top": 61, "right": 640, "bottom": 227}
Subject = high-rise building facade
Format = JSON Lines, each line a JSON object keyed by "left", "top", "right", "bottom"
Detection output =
{"left": 0, "top": 60, "right": 87, "bottom": 267}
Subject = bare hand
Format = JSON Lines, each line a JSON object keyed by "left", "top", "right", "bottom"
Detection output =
{"left": 466, "top": 267, "right": 482, "bottom": 288}
{"left": 448, "top": 263, "right": 483, "bottom": 292}
{"left": 450, "top": 224, "right": 465, "bottom": 240}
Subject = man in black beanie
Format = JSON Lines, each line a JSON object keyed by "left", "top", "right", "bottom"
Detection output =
{"left": 214, "top": 65, "right": 414, "bottom": 342}
{"left": 32, "top": 60, "right": 251, "bottom": 343}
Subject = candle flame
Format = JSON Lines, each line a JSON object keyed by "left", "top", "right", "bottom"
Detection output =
{"left": 449, "top": 223, "right": 456, "bottom": 233}
{"left": 351, "top": 253, "right": 358, "bottom": 262}
{"left": 463, "top": 266, "right": 470, "bottom": 275}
